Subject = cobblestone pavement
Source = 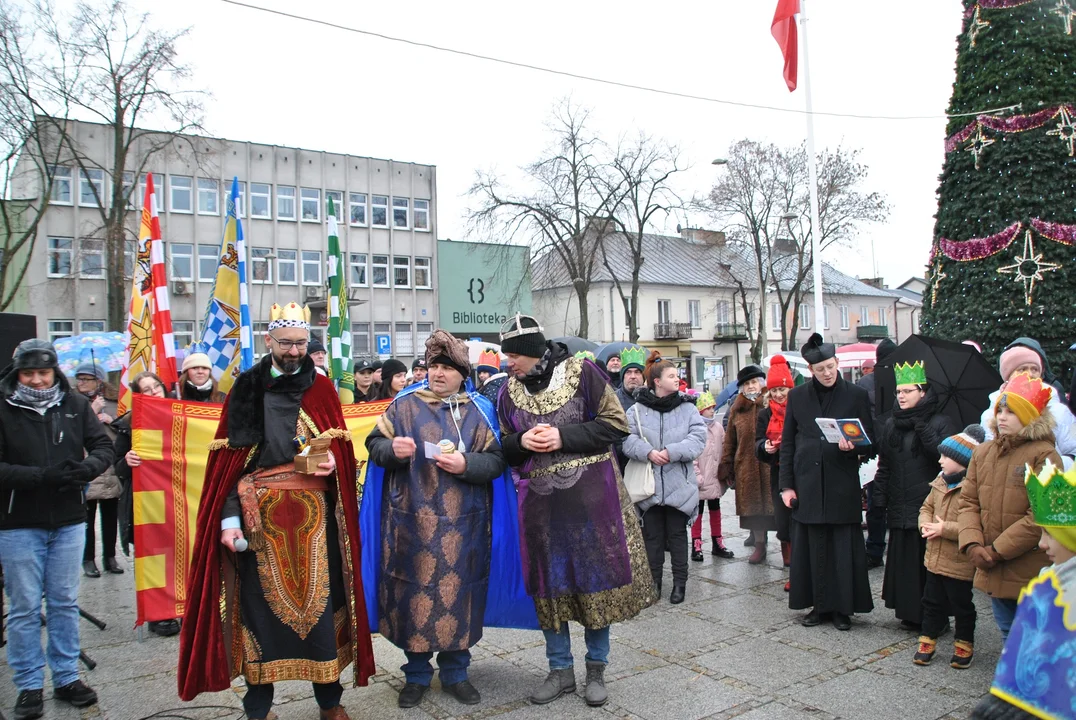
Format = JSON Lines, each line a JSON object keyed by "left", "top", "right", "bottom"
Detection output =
{"left": 0, "top": 500, "right": 996, "bottom": 719}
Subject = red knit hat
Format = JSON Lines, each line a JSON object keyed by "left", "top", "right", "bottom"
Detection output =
{"left": 767, "top": 355, "right": 794, "bottom": 389}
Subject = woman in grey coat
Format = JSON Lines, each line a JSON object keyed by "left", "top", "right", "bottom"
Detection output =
{"left": 623, "top": 353, "right": 707, "bottom": 604}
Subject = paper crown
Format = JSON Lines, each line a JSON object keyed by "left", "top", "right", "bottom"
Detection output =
{"left": 574, "top": 350, "right": 596, "bottom": 361}
{"left": 696, "top": 391, "right": 716, "bottom": 410}
{"left": 477, "top": 348, "right": 501, "bottom": 369}
{"left": 620, "top": 345, "right": 647, "bottom": 369}
{"left": 268, "top": 302, "right": 311, "bottom": 330}
{"left": 893, "top": 361, "right": 927, "bottom": 386}
{"left": 1025, "top": 459, "right": 1076, "bottom": 529}
{"left": 999, "top": 372, "right": 1052, "bottom": 415}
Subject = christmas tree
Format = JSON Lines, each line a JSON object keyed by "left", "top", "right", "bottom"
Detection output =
{"left": 922, "top": 0, "right": 1075, "bottom": 385}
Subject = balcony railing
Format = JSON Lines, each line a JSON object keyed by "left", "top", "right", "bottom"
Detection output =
{"left": 713, "top": 323, "right": 748, "bottom": 340}
{"left": 856, "top": 324, "right": 890, "bottom": 341}
{"left": 654, "top": 322, "right": 693, "bottom": 340}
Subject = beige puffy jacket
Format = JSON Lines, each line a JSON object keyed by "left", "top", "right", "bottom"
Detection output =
{"left": 919, "top": 475, "right": 974, "bottom": 582}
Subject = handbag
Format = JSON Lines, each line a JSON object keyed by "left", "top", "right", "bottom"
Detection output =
{"left": 623, "top": 403, "right": 656, "bottom": 504}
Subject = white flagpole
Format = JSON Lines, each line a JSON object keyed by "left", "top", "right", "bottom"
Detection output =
{"left": 800, "top": 0, "right": 825, "bottom": 339}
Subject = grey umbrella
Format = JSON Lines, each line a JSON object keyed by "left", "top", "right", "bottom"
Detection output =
{"left": 550, "top": 336, "right": 599, "bottom": 355}
{"left": 596, "top": 341, "right": 648, "bottom": 362}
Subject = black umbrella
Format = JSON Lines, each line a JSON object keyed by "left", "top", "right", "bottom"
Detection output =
{"left": 876, "top": 334, "right": 1003, "bottom": 428}
{"left": 595, "top": 341, "right": 648, "bottom": 362}
{"left": 550, "top": 336, "right": 599, "bottom": 355}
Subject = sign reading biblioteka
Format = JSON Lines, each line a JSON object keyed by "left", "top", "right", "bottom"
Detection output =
{"left": 437, "top": 240, "right": 532, "bottom": 336}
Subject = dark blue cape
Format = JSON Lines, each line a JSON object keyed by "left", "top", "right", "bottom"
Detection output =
{"left": 359, "top": 379, "right": 538, "bottom": 631}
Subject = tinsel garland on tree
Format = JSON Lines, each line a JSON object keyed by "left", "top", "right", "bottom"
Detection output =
{"left": 922, "top": 0, "right": 1076, "bottom": 385}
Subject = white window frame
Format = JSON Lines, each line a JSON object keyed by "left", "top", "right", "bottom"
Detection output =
{"left": 394, "top": 322, "right": 414, "bottom": 356}
{"left": 413, "top": 257, "right": 432, "bottom": 288}
{"left": 251, "top": 247, "right": 274, "bottom": 284}
{"left": 798, "top": 303, "right": 810, "bottom": 330}
{"left": 250, "top": 182, "right": 271, "bottom": 219}
{"left": 169, "top": 243, "right": 194, "bottom": 281}
{"left": 79, "top": 168, "right": 105, "bottom": 208}
{"left": 839, "top": 304, "right": 850, "bottom": 330}
{"left": 860, "top": 305, "right": 871, "bottom": 325}
{"left": 392, "top": 197, "right": 409, "bottom": 229}
{"left": 230, "top": 180, "right": 247, "bottom": 217}
{"left": 197, "top": 178, "right": 219, "bottom": 215}
{"left": 300, "top": 188, "right": 320, "bottom": 222}
{"left": 198, "top": 244, "right": 219, "bottom": 282}
{"left": 139, "top": 173, "right": 161, "bottom": 212}
{"left": 302, "top": 250, "right": 322, "bottom": 286}
{"left": 121, "top": 172, "right": 137, "bottom": 209}
{"left": 326, "top": 191, "right": 343, "bottom": 222}
{"left": 50, "top": 166, "right": 72, "bottom": 204}
{"left": 416, "top": 322, "right": 433, "bottom": 349}
{"left": 371, "top": 254, "right": 389, "bottom": 287}
{"left": 878, "top": 306, "right": 888, "bottom": 326}
{"left": 79, "top": 238, "right": 105, "bottom": 279}
{"left": 276, "top": 186, "right": 296, "bottom": 221}
{"left": 276, "top": 249, "right": 297, "bottom": 285}
{"left": 770, "top": 303, "right": 781, "bottom": 329}
{"left": 48, "top": 320, "right": 74, "bottom": 343}
{"left": 657, "top": 299, "right": 671, "bottom": 325}
{"left": 413, "top": 199, "right": 430, "bottom": 231}
{"left": 351, "top": 322, "right": 370, "bottom": 356}
{"left": 172, "top": 320, "right": 195, "bottom": 350}
{"left": 688, "top": 299, "right": 701, "bottom": 329}
{"left": 392, "top": 256, "right": 411, "bottom": 288}
{"left": 169, "top": 175, "right": 193, "bottom": 213}
{"left": 349, "top": 253, "right": 368, "bottom": 287}
{"left": 371, "top": 196, "right": 388, "bottom": 227}
{"left": 715, "top": 300, "right": 731, "bottom": 325}
{"left": 349, "top": 193, "right": 367, "bottom": 226}
{"left": 823, "top": 305, "right": 830, "bottom": 330}
{"left": 47, "top": 237, "right": 73, "bottom": 278}
{"left": 124, "top": 239, "right": 136, "bottom": 280}
{"left": 80, "top": 320, "right": 106, "bottom": 333}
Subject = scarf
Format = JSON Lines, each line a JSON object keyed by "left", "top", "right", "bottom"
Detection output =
{"left": 888, "top": 390, "right": 940, "bottom": 455}
{"left": 520, "top": 342, "right": 570, "bottom": 394}
{"left": 942, "top": 469, "right": 967, "bottom": 490}
{"left": 189, "top": 378, "right": 214, "bottom": 391}
{"left": 634, "top": 387, "right": 690, "bottom": 413}
{"left": 13, "top": 383, "right": 63, "bottom": 412}
{"left": 766, "top": 398, "right": 787, "bottom": 443}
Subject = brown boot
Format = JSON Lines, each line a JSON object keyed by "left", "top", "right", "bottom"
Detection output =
{"left": 319, "top": 706, "right": 350, "bottom": 720}
{"left": 748, "top": 541, "right": 767, "bottom": 564}
{"left": 781, "top": 541, "right": 791, "bottom": 567}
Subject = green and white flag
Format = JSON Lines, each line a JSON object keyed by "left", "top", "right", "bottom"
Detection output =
{"left": 326, "top": 196, "right": 354, "bottom": 402}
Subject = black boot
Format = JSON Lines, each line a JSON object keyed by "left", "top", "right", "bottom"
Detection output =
{"left": 711, "top": 537, "right": 734, "bottom": 559}
{"left": 691, "top": 538, "right": 704, "bottom": 562}
{"left": 669, "top": 584, "right": 686, "bottom": 604}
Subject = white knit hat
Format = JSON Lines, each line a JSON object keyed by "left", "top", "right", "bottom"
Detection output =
{"left": 182, "top": 352, "right": 212, "bottom": 372}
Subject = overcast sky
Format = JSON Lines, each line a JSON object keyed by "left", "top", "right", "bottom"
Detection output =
{"left": 117, "top": 0, "right": 966, "bottom": 287}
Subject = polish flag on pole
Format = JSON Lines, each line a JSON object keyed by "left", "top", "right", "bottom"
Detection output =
{"left": 772, "top": 0, "right": 800, "bottom": 92}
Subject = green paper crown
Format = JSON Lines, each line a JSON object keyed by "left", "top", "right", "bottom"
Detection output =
{"left": 1025, "top": 460, "right": 1076, "bottom": 528}
{"left": 894, "top": 361, "right": 927, "bottom": 386}
{"left": 574, "top": 350, "right": 596, "bottom": 361}
{"left": 620, "top": 346, "right": 647, "bottom": 368}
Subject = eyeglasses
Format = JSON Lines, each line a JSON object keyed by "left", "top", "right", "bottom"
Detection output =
{"left": 268, "top": 335, "right": 308, "bottom": 351}
{"left": 895, "top": 387, "right": 923, "bottom": 396}
{"left": 140, "top": 383, "right": 164, "bottom": 394}
{"left": 76, "top": 376, "right": 98, "bottom": 383}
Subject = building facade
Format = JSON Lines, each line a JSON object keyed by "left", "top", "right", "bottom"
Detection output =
{"left": 13, "top": 119, "right": 438, "bottom": 365}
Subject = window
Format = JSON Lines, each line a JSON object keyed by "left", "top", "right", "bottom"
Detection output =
{"left": 349, "top": 193, "right": 367, "bottom": 226}
{"left": 300, "top": 188, "right": 320, "bottom": 221}
{"left": 250, "top": 183, "right": 271, "bottom": 218}
{"left": 657, "top": 299, "right": 671, "bottom": 325}
{"left": 122, "top": 172, "right": 137, "bottom": 209}
{"left": 349, "top": 253, "right": 368, "bottom": 286}
{"left": 251, "top": 247, "right": 273, "bottom": 283}
{"left": 79, "top": 239, "right": 104, "bottom": 278}
{"left": 79, "top": 168, "right": 105, "bottom": 207}
{"left": 170, "top": 243, "right": 193, "bottom": 281}
{"left": 371, "top": 195, "right": 388, "bottom": 227}
{"left": 798, "top": 303, "right": 810, "bottom": 330}
{"left": 172, "top": 321, "right": 194, "bottom": 350}
{"left": 688, "top": 300, "right": 701, "bottom": 329}
{"left": 351, "top": 323, "right": 370, "bottom": 355}
{"left": 230, "top": 181, "right": 246, "bottom": 217}
{"left": 277, "top": 249, "right": 297, "bottom": 285}
{"left": 770, "top": 303, "right": 781, "bottom": 328}
{"left": 393, "top": 256, "right": 410, "bottom": 287}
{"left": 50, "top": 166, "right": 72, "bottom": 204}
{"left": 139, "top": 174, "right": 162, "bottom": 212}
{"left": 198, "top": 244, "right": 219, "bottom": 282}
{"left": 392, "top": 197, "right": 409, "bottom": 228}
{"left": 372, "top": 254, "right": 389, "bottom": 286}
{"left": 169, "top": 175, "right": 193, "bottom": 213}
{"left": 48, "top": 320, "right": 73, "bottom": 343}
{"left": 80, "top": 320, "right": 106, "bottom": 333}
{"left": 878, "top": 307, "right": 888, "bottom": 326}
{"left": 124, "top": 240, "right": 136, "bottom": 279}
{"left": 302, "top": 250, "right": 322, "bottom": 285}
{"left": 715, "top": 300, "right": 731, "bottom": 325}
{"left": 860, "top": 305, "right": 870, "bottom": 325}
{"left": 416, "top": 322, "right": 433, "bottom": 349}
{"left": 326, "top": 191, "right": 343, "bottom": 222}
{"left": 197, "top": 179, "right": 219, "bottom": 215}
{"left": 394, "top": 322, "right": 413, "bottom": 356}
{"left": 309, "top": 327, "right": 326, "bottom": 348}
{"left": 840, "top": 305, "right": 850, "bottom": 330}
{"left": 277, "top": 186, "right": 296, "bottom": 220}
{"left": 47, "top": 237, "right": 73, "bottom": 277}
{"left": 823, "top": 305, "right": 830, "bottom": 330}
{"left": 414, "top": 257, "right": 431, "bottom": 288}
{"left": 413, "top": 199, "right": 430, "bottom": 231}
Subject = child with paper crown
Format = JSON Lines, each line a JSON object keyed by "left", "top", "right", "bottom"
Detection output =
{"left": 957, "top": 373, "right": 1063, "bottom": 643}
{"left": 970, "top": 461, "right": 1076, "bottom": 720}
{"left": 691, "top": 391, "right": 733, "bottom": 562}
{"left": 913, "top": 424, "right": 985, "bottom": 669}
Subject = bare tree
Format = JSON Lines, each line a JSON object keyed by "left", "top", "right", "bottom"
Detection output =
{"left": 467, "top": 100, "right": 622, "bottom": 339}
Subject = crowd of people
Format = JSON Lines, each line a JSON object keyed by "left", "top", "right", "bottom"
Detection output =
{"left": 0, "top": 306, "right": 1074, "bottom": 720}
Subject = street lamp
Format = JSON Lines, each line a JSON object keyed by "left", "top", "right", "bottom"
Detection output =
{"left": 781, "top": 212, "right": 824, "bottom": 340}
{"left": 711, "top": 158, "right": 728, "bottom": 166}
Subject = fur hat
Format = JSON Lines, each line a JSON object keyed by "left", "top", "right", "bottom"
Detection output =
{"left": 766, "top": 356, "right": 793, "bottom": 389}
{"left": 938, "top": 424, "right": 986, "bottom": 468}
{"left": 182, "top": 352, "right": 212, "bottom": 372}
{"left": 737, "top": 364, "right": 766, "bottom": 385}
{"left": 998, "top": 345, "right": 1042, "bottom": 381}
{"left": 13, "top": 339, "right": 59, "bottom": 371}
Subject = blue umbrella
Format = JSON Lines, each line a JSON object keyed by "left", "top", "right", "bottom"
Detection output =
{"left": 54, "top": 332, "right": 126, "bottom": 376}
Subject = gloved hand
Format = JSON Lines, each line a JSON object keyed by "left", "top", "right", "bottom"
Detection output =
{"left": 60, "top": 461, "right": 94, "bottom": 487}
{"left": 41, "top": 460, "right": 79, "bottom": 486}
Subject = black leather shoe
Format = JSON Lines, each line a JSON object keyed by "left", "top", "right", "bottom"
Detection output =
{"left": 14, "top": 689, "right": 43, "bottom": 720}
{"left": 148, "top": 619, "right": 181, "bottom": 637}
{"left": 801, "top": 609, "right": 829, "bottom": 627}
{"left": 899, "top": 619, "right": 922, "bottom": 632}
{"left": 397, "top": 683, "right": 428, "bottom": 708}
{"left": 866, "top": 555, "right": 884, "bottom": 569}
{"left": 669, "top": 584, "right": 686, "bottom": 604}
{"left": 54, "top": 680, "right": 98, "bottom": 707}
{"left": 833, "top": 613, "right": 852, "bottom": 631}
{"left": 104, "top": 557, "right": 124, "bottom": 574}
{"left": 443, "top": 680, "right": 481, "bottom": 705}
{"left": 82, "top": 561, "right": 100, "bottom": 578}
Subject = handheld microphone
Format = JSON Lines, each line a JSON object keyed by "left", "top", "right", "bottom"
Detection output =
{"left": 233, "top": 537, "right": 249, "bottom": 553}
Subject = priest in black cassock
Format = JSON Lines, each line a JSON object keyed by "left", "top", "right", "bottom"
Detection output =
{"left": 779, "top": 333, "right": 875, "bottom": 631}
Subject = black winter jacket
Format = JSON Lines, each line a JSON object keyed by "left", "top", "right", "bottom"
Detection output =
{"left": 872, "top": 395, "right": 957, "bottom": 529}
{"left": 0, "top": 367, "right": 114, "bottom": 530}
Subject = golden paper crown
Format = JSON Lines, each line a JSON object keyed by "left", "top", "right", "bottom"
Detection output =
{"left": 268, "top": 302, "right": 311, "bottom": 330}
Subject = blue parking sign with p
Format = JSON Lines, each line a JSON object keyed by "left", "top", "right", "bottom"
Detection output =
{"left": 376, "top": 334, "right": 392, "bottom": 355}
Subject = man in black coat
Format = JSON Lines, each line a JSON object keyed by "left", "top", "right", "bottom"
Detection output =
{"left": 779, "top": 333, "right": 875, "bottom": 631}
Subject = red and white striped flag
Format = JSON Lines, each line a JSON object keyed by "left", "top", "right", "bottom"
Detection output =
{"left": 118, "top": 173, "right": 178, "bottom": 414}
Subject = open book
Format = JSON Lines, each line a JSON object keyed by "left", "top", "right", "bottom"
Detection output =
{"left": 815, "top": 418, "right": 871, "bottom": 446}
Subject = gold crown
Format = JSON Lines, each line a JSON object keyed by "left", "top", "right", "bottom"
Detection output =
{"left": 269, "top": 302, "right": 311, "bottom": 327}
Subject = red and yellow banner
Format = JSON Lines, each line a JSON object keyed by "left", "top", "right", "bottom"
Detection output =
{"left": 130, "top": 395, "right": 390, "bottom": 625}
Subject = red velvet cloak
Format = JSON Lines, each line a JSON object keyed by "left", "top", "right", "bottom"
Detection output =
{"left": 177, "top": 374, "right": 375, "bottom": 701}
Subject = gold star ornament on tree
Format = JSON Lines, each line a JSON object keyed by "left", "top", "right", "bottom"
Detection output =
{"left": 967, "top": 5, "right": 991, "bottom": 47}
{"left": 964, "top": 123, "right": 995, "bottom": 169}
{"left": 996, "top": 230, "right": 1062, "bottom": 307}
{"left": 1055, "top": 0, "right": 1076, "bottom": 35}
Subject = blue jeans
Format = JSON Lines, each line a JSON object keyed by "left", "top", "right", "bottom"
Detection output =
{"left": 0, "top": 524, "right": 86, "bottom": 691}
{"left": 991, "top": 597, "right": 1019, "bottom": 642}
{"left": 543, "top": 624, "right": 610, "bottom": 670}
{"left": 402, "top": 649, "right": 471, "bottom": 686}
